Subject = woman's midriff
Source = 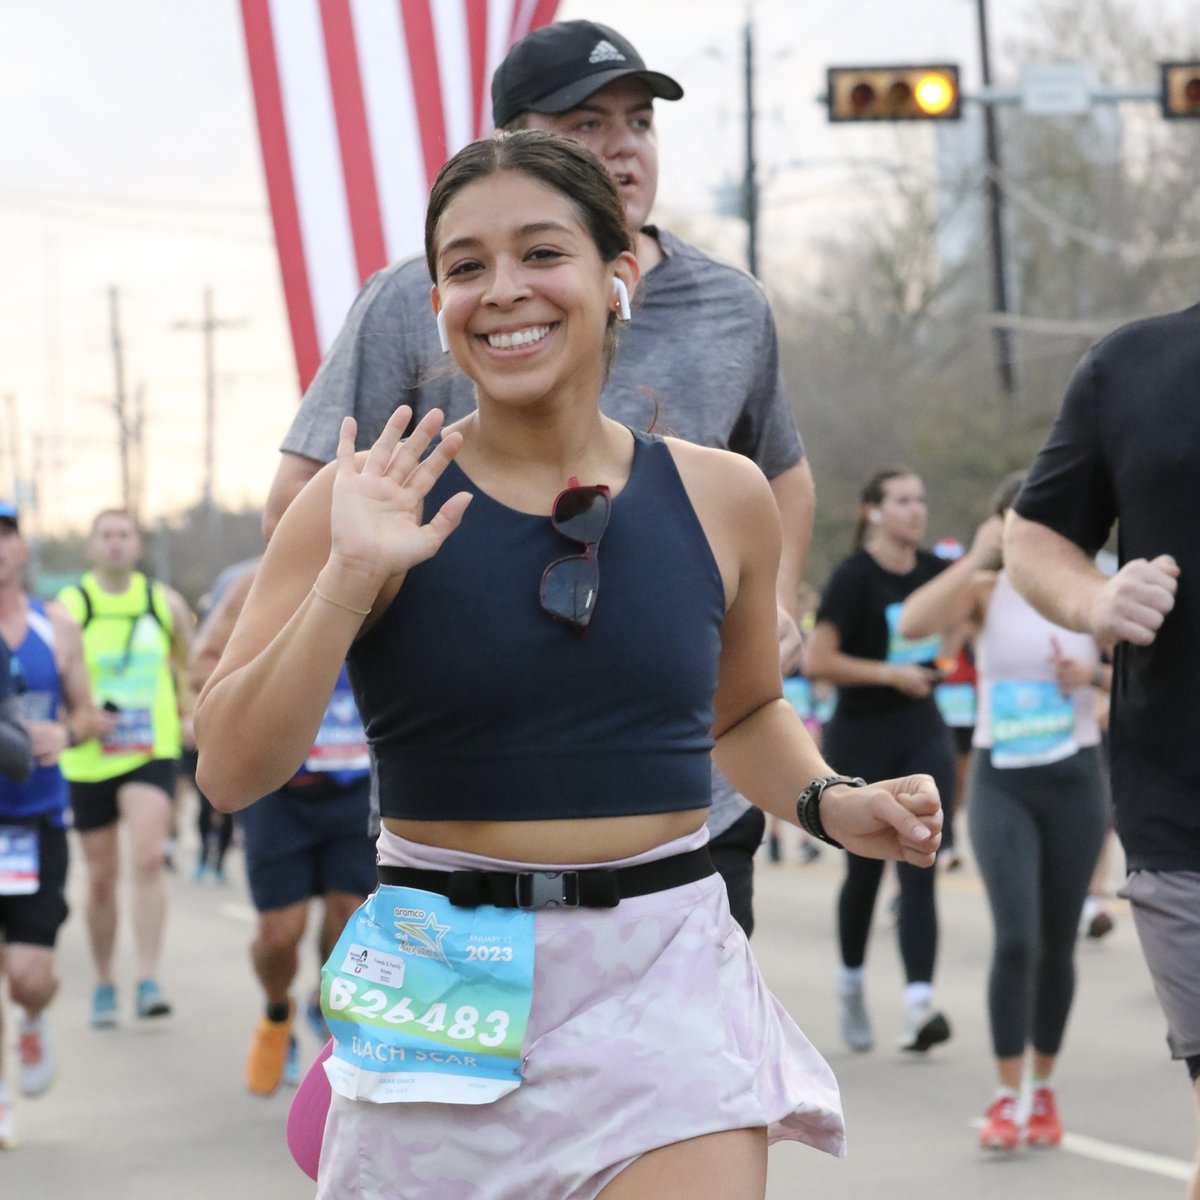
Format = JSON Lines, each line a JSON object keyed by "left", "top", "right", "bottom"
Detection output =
{"left": 382, "top": 808, "right": 710, "bottom": 865}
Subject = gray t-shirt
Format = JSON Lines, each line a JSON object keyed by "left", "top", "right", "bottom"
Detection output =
{"left": 282, "top": 226, "right": 805, "bottom": 839}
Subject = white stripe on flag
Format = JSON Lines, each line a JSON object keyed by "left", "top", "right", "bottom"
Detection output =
{"left": 350, "top": 0, "right": 429, "bottom": 268}
{"left": 431, "top": 2, "right": 472, "bottom": 158}
{"left": 486, "top": 0, "right": 518, "bottom": 133}
{"left": 269, "top": 0, "right": 361, "bottom": 353}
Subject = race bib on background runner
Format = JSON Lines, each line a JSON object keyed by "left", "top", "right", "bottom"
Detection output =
{"left": 0, "top": 826, "right": 39, "bottom": 895}
{"left": 990, "top": 680, "right": 1077, "bottom": 769}
{"left": 101, "top": 707, "right": 154, "bottom": 756}
{"left": 885, "top": 603, "right": 941, "bottom": 666}
{"left": 936, "top": 682, "right": 977, "bottom": 729}
{"left": 304, "top": 690, "right": 369, "bottom": 774}
{"left": 322, "top": 886, "right": 535, "bottom": 1105}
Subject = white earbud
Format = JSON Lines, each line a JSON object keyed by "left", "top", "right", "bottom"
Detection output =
{"left": 612, "top": 277, "right": 631, "bottom": 322}
{"left": 436, "top": 309, "right": 450, "bottom": 354}
{"left": 868, "top": 511, "right": 883, "bottom": 525}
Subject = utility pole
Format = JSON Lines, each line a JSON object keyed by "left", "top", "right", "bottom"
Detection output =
{"left": 171, "top": 288, "right": 247, "bottom": 540}
{"left": 132, "top": 382, "right": 146, "bottom": 523}
{"left": 742, "top": 15, "right": 760, "bottom": 278}
{"left": 976, "top": 0, "right": 1015, "bottom": 400}
{"left": 108, "top": 286, "right": 134, "bottom": 515}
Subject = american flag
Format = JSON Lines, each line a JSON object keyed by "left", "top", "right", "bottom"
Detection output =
{"left": 240, "top": 0, "right": 561, "bottom": 390}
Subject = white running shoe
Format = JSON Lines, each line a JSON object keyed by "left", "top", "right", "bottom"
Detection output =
{"left": 839, "top": 990, "right": 874, "bottom": 1052}
{"left": 17, "top": 1012, "right": 55, "bottom": 1097}
{"left": 0, "top": 1097, "right": 16, "bottom": 1149}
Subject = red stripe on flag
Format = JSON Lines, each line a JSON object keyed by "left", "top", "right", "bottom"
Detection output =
{"left": 319, "top": 0, "right": 389, "bottom": 282}
{"left": 239, "top": 0, "right": 322, "bottom": 390}
{"left": 464, "top": 0, "right": 489, "bottom": 138}
{"left": 398, "top": 0, "right": 448, "bottom": 190}
{"left": 528, "top": 0, "right": 561, "bottom": 34}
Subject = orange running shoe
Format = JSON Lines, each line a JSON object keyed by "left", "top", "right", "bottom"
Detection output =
{"left": 979, "top": 1093, "right": 1021, "bottom": 1152}
{"left": 246, "top": 1003, "right": 294, "bottom": 1097}
{"left": 1026, "top": 1086, "right": 1063, "bottom": 1148}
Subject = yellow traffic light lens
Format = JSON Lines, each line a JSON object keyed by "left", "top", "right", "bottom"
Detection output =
{"left": 914, "top": 72, "right": 955, "bottom": 116}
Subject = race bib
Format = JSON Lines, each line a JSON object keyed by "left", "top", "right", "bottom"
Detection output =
{"left": 17, "top": 690, "right": 55, "bottom": 723}
{"left": 305, "top": 691, "right": 369, "bottom": 774}
{"left": 322, "top": 886, "right": 535, "bottom": 1106}
{"left": 102, "top": 708, "right": 154, "bottom": 756}
{"left": 783, "top": 676, "right": 814, "bottom": 720}
{"left": 990, "top": 680, "right": 1077, "bottom": 769}
{"left": 936, "top": 682, "right": 977, "bottom": 729}
{"left": 885, "top": 603, "right": 941, "bottom": 666}
{"left": 0, "top": 825, "right": 39, "bottom": 895}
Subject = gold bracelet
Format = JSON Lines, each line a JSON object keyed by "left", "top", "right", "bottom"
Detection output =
{"left": 312, "top": 583, "right": 372, "bottom": 617}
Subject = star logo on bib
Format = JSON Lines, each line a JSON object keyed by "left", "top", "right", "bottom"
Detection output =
{"left": 394, "top": 911, "right": 451, "bottom": 965}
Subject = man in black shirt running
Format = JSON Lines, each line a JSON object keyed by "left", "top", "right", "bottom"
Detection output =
{"left": 1006, "top": 301, "right": 1199, "bottom": 1200}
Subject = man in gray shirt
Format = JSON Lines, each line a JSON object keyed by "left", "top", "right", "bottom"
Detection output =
{"left": 263, "top": 20, "right": 815, "bottom": 937}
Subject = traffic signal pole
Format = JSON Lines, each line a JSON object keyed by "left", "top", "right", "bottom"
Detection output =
{"left": 743, "top": 17, "right": 760, "bottom": 278}
{"left": 976, "top": 0, "right": 1016, "bottom": 400}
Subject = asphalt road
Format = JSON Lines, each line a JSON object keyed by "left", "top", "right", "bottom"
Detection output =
{"left": 2, "top": 808, "right": 1193, "bottom": 1199}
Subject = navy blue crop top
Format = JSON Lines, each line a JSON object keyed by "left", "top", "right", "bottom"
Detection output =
{"left": 347, "top": 430, "right": 726, "bottom": 821}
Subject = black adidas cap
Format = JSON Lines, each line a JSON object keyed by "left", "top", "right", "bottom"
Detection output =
{"left": 492, "top": 20, "right": 684, "bottom": 130}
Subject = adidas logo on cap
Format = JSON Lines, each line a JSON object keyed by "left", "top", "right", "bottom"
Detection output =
{"left": 588, "top": 40, "right": 626, "bottom": 65}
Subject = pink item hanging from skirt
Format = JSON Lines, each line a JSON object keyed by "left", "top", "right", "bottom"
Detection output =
{"left": 288, "top": 826, "right": 846, "bottom": 1198}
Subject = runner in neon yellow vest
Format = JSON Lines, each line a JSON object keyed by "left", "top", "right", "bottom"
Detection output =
{"left": 55, "top": 509, "right": 194, "bottom": 1027}
{"left": 58, "top": 572, "right": 181, "bottom": 780}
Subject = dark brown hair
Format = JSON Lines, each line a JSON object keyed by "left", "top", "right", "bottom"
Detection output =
{"left": 853, "top": 467, "right": 916, "bottom": 549}
{"left": 424, "top": 130, "right": 633, "bottom": 281}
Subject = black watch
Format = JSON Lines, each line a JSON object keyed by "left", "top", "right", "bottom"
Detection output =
{"left": 795, "top": 774, "right": 867, "bottom": 849}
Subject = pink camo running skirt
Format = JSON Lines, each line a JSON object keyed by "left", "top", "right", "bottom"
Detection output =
{"left": 307, "top": 827, "right": 846, "bottom": 1198}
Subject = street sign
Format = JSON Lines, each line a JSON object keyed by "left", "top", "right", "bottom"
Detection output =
{"left": 1020, "top": 62, "right": 1091, "bottom": 116}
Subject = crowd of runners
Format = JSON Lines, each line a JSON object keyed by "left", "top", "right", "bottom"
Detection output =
{"left": 1, "top": 17, "right": 1197, "bottom": 1200}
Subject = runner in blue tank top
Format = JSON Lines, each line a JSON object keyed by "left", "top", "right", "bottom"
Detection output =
{"left": 0, "top": 503, "right": 100, "bottom": 1148}
{"left": 195, "top": 132, "right": 944, "bottom": 1200}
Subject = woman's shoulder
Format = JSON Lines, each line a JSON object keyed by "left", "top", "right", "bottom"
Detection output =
{"left": 660, "top": 436, "right": 773, "bottom": 508}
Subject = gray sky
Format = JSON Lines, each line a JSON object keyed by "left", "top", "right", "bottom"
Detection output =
{"left": 0, "top": 0, "right": 1188, "bottom": 530}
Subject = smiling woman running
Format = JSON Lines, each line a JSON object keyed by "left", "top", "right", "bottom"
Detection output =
{"left": 194, "top": 131, "right": 942, "bottom": 1200}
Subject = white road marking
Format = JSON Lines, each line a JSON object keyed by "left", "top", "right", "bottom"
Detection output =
{"left": 218, "top": 901, "right": 257, "bottom": 924}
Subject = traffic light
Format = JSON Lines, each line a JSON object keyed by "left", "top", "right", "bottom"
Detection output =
{"left": 826, "top": 65, "right": 961, "bottom": 122}
{"left": 1160, "top": 62, "right": 1200, "bottom": 119}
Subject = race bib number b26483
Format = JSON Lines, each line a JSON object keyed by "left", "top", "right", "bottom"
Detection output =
{"left": 322, "top": 886, "right": 535, "bottom": 1106}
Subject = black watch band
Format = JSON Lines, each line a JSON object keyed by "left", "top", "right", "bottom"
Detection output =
{"left": 796, "top": 774, "right": 867, "bottom": 849}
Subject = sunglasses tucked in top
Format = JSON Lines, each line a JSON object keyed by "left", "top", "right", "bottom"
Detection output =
{"left": 539, "top": 479, "right": 611, "bottom": 635}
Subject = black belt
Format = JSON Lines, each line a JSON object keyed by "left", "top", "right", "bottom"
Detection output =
{"left": 376, "top": 846, "right": 715, "bottom": 910}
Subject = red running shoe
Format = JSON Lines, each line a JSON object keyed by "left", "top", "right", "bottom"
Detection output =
{"left": 979, "top": 1094, "right": 1020, "bottom": 1152}
{"left": 1026, "top": 1086, "right": 1063, "bottom": 1148}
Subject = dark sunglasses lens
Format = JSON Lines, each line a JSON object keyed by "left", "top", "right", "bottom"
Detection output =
{"left": 553, "top": 488, "right": 609, "bottom": 544}
{"left": 540, "top": 557, "right": 600, "bottom": 627}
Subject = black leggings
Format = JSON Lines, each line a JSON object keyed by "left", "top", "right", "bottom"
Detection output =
{"left": 969, "top": 746, "right": 1108, "bottom": 1059}
{"left": 823, "top": 702, "right": 956, "bottom": 984}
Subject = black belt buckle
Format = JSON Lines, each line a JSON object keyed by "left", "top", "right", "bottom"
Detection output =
{"left": 516, "top": 870, "right": 581, "bottom": 910}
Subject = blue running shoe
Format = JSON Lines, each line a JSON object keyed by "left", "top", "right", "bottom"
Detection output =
{"left": 283, "top": 1035, "right": 300, "bottom": 1088}
{"left": 305, "top": 989, "right": 329, "bottom": 1044}
{"left": 136, "top": 979, "right": 172, "bottom": 1019}
{"left": 91, "top": 983, "right": 118, "bottom": 1029}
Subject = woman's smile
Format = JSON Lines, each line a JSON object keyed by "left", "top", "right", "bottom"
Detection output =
{"left": 476, "top": 322, "right": 560, "bottom": 353}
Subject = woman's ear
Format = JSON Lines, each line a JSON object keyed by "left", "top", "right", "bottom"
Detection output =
{"left": 612, "top": 250, "right": 640, "bottom": 315}
{"left": 430, "top": 286, "right": 449, "bottom": 354}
